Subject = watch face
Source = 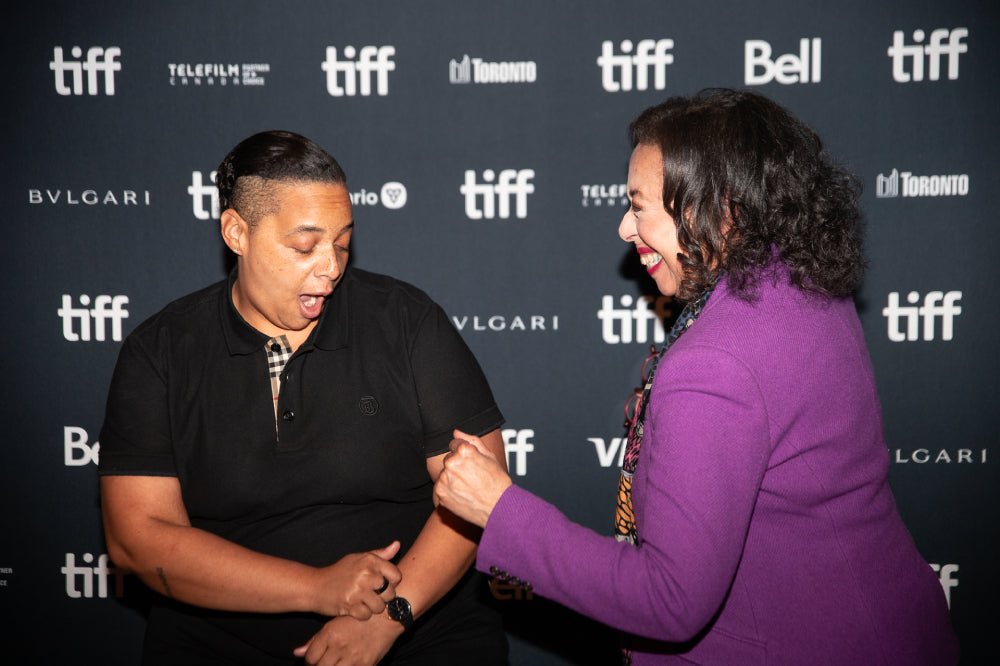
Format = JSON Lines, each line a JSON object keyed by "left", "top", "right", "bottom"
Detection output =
{"left": 387, "top": 597, "right": 412, "bottom": 628}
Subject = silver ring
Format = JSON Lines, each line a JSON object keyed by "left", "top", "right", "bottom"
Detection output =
{"left": 374, "top": 575, "right": 389, "bottom": 595}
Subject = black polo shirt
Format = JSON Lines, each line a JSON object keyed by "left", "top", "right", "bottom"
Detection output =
{"left": 99, "top": 267, "right": 505, "bottom": 659}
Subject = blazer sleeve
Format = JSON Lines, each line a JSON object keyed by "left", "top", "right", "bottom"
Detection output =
{"left": 476, "top": 343, "right": 771, "bottom": 642}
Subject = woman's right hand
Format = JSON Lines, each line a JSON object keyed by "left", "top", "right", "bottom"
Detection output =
{"left": 315, "top": 542, "right": 402, "bottom": 619}
{"left": 434, "top": 430, "right": 513, "bottom": 528}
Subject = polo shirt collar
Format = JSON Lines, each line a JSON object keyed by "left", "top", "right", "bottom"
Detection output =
{"left": 219, "top": 266, "right": 351, "bottom": 355}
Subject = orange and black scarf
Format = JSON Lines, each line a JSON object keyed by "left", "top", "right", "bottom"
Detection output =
{"left": 613, "top": 281, "right": 717, "bottom": 663}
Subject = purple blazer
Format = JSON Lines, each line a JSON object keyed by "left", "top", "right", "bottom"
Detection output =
{"left": 478, "top": 269, "right": 959, "bottom": 664}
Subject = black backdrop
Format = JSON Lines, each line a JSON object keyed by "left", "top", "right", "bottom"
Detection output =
{"left": 3, "top": 1, "right": 998, "bottom": 663}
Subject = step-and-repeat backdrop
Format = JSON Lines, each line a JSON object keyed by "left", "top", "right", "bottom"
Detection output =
{"left": 4, "top": 1, "right": 997, "bottom": 663}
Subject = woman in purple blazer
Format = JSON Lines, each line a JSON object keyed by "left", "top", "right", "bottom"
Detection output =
{"left": 434, "top": 89, "right": 959, "bottom": 665}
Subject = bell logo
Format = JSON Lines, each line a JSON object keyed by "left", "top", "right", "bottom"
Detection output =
{"left": 189, "top": 170, "right": 220, "bottom": 220}
{"left": 888, "top": 28, "right": 968, "bottom": 82}
{"left": 65, "top": 427, "right": 100, "bottom": 466}
{"left": 744, "top": 38, "right": 821, "bottom": 85}
{"left": 502, "top": 429, "right": 534, "bottom": 477}
{"left": 597, "top": 39, "right": 674, "bottom": 92}
{"left": 58, "top": 294, "right": 129, "bottom": 342}
{"left": 50, "top": 46, "right": 122, "bottom": 96}
{"left": 62, "top": 553, "right": 127, "bottom": 599}
{"left": 882, "top": 291, "right": 961, "bottom": 342}
{"left": 461, "top": 169, "right": 535, "bottom": 219}
{"left": 322, "top": 45, "right": 395, "bottom": 96}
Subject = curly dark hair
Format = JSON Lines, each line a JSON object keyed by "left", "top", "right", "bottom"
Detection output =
{"left": 215, "top": 130, "right": 347, "bottom": 227}
{"left": 629, "top": 89, "right": 866, "bottom": 301}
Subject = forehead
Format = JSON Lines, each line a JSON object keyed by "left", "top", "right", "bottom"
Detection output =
{"left": 265, "top": 181, "right": 353, "bottom": 230}
{"left": 627, "top": 143, "right": 664, "bottom": 200}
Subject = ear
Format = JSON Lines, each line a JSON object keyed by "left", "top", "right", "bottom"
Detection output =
{"left": 220, "top": 209, "right": 248, "bottom": 255}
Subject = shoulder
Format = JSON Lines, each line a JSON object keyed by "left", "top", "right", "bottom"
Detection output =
{"left": 123, "top": 279, "right": 226, "bottom": 348}
{"left": 346, "top": 267, "right": 435, "bottom": 302}
{"left": 344, "top": 268, "right": 444, "bottom": 323}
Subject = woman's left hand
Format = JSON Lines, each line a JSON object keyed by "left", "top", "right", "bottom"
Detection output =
{"left": 434, "top": 430, "right": 512, "bottom": 528}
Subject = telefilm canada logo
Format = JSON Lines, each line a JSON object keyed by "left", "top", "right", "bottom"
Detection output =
{"left": 581, "top": 183, "right": 628, "bottom": 208}
{"left": 167, "top": 61, "right": 270, "bottom": 86}
{"left": 597, "top": 38, "right": 674, "bottom": 92}
{"left": 449, "top": 55, "right": 537, "bottom": 84}
{"left": 50, "top": 46, "right": 121, "bottom": 95}
{"left": 888, "top": 27, "right": 967, "bottom": 82}
{"left": 875, "top": 169, "right": 969, "bottom": 198}
{"left": 188, "top": 170, "right": 407, "bottom": 220}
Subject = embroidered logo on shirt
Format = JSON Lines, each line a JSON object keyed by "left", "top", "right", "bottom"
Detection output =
{"left": 359, "top": 396, "right": 379, "bottom": 416}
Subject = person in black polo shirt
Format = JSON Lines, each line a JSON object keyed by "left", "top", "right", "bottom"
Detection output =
{"left": 99, "top": 130, "right": 509, "bottom": 665}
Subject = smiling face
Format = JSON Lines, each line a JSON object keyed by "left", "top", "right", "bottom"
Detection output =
{"left": 619, "top": 143, "right": 685, "bottom": 298}
{"left": 221, "top": 180, "right": 353, "bottom": 344}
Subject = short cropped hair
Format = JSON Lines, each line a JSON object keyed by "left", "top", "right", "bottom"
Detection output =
{"left": 630, "top": 89, "right": 866, "bottom": 301}
{"left": 215, "top": 130, "right": 347, "bottom": 227}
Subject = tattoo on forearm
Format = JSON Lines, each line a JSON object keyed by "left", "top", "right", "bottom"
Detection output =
{"left": 156, "top": 567, "right": 175, "bottom": 599}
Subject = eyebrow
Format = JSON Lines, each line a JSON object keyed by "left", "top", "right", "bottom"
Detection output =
{"left": 285, "top": 222, "right": 354, "bottom": 237}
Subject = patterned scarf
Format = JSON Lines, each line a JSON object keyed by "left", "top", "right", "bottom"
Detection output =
{"left": 613, "top": 279, "right": 718, "bottom": 663}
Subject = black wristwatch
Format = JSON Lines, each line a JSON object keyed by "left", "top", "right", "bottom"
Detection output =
{"left": 386, "top": 596, "right": 413, "bottom": 630}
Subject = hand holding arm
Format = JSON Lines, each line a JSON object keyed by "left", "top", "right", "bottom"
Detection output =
{"left": 101, "top": 475, "right": 401, "bottom": 619}
{"left": 297, "top": 427, "right": 508, "bottom": 664}
{"left": 433, "top": 429, "right": 513, "bottom": 528}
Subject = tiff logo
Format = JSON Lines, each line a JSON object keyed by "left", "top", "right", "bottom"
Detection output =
{"left": 888, "top": 28, "right": 967, "bottom": 82}
{"left": 882, "top": 291, "right": 961, "bottom": 342}
{"left": 189, "top": 170, "right": 220, "bottom": 219}
{"left": 597, "top": 39, "right": 673, "bottom": 92}
{"left": 745, "top": 38, "right": 821, "bottom": 85}
{"left": 62, "top": 553, "right": 127, "bottom": 599}
{"left": 322, "top": 45, "right": 395, "bottom": 96}
{"left": 50, "top": 46, "right": 122, "bottom": 96}
{"left": 502, "top": 428, "right": 534, "bottom": 477}
{"left": 597, "top": 294, "right": 674, "bottom": 344}
{"left": 65, "top": 426, "right": 100, "bottom": 466}
{"left": 461, "top": 169, "right": 535, "bottom": 219}
{"left": 929, "top": 564, "right": 959, "bottom": 609}
{"left": 58, "top": 294, "right": 129, "bottom": 342}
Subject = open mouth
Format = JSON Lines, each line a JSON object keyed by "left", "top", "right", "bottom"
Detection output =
{"left": 637, "top": 248, "right": 662, "bottom": 273}
{"left": 299, "top": 294, "right": 327, "bottom": 318}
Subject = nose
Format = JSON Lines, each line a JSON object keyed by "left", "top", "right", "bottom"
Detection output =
{"left": 316, "top": 247, "right": 342, "bottom": 281}
{"left": 619, "top": 208, "right": 636, "bottom": 242}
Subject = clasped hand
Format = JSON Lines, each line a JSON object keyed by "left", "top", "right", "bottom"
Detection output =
{"left": 314, "top": 541, "right": 402, "bottom": 620}
{"left": 433, "top": 429, "right": 512, "bottom": 528}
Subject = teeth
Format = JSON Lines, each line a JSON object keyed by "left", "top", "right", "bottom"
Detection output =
{"left": 304, "top": 296, "right": 317, "bottom": 307}
{"left": 639, "top": 252, "right": 662, "bottom": 268}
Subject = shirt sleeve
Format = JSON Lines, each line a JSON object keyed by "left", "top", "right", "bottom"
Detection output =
{"left": 408, "top": 303, "right": 504, "bottom": 457}
{"left": 475, "top": 343, "right": 771, "bottom": 642}
{"left": 98, "top": 332, "right": 178, "bottom": 477}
